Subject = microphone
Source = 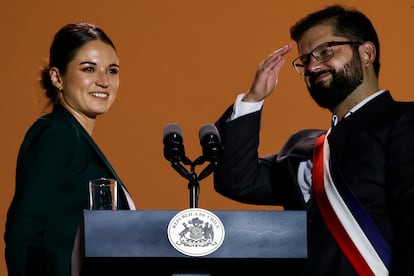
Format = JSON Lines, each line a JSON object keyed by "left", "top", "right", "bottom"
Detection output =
{"left": 163, "top": 124, "right": 191, "bottom": 165}
{"left": 199, "top": 124, "right": 223, "bottom": 163}
{"left": 163, "top": 124, "right": 192, "bottom": 180}
{"left": 197, "top": 124, "right": 223, "bottom": 181}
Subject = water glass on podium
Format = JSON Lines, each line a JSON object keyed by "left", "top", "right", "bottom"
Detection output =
{"left": 89, "top": 178, "right": 118, "bottom": 210}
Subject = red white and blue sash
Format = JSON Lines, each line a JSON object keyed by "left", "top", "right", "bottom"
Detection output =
{"left": 312, "top": 132, "right": 391, "bottom": 275}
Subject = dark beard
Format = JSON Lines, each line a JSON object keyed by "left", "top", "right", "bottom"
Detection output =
{"left": 306, "top": 53, "right": 363, "bottom": 109}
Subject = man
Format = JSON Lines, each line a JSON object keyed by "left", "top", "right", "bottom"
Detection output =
{"left": 214, "top": 5, "right": 414, "bottom": 275}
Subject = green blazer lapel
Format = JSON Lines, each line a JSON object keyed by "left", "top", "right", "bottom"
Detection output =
{"left": 59, "top": 107, "right": 134, "bottom": 205}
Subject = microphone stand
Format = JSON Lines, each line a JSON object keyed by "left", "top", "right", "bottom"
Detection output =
{"left": 169, "top": 156, "right": 216, "bottom": 209}
{"left": 188, "top": 163, "right": 199, "bottom": 208}
{"left": 188, "top": 157, "right": 218, "bottom": 208}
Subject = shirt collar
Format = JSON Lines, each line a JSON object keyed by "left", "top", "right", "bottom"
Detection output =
{"left": 331, "top": 90, "right": 386, "bottom": 127}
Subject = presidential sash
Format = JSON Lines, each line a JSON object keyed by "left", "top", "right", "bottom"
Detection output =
{"left": 312, "top": 133, "right": 391, "bottom": 275}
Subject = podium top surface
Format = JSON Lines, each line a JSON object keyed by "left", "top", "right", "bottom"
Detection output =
{"left": 82, "top": 209, "right": 307, "bottom": 259}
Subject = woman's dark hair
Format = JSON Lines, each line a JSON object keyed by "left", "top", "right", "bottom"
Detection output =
{"left": 290, "top": 5, "right": 380, "bottom": 77}
{"left": 40, "top": 22, "right": 116, "bottom": 105}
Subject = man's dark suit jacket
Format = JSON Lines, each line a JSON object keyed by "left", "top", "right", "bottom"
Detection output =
{"left": 4, "top": 105, "right": 132, "bottom": 276}
{"left": 214, "top": 91, "right": 414, "bottom": 275}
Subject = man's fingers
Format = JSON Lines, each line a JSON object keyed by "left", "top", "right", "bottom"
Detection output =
{"left": 261, "top": 45, "right": 292, "bottom": 71}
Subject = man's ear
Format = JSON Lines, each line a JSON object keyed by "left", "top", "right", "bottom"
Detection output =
{"left": 50, "top": 67, "right": 63, "bottom": 90}
{"left": 359, "top": 41, "right": 376, "bottom": 66}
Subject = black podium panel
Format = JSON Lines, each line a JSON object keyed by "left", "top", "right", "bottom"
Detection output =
{"left": 79, "top": 210, "right": 307, "bottom": 275}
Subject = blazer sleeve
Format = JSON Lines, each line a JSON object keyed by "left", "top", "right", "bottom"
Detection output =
{"left": 5, "top": 117, "right": 80, "bottom": 275}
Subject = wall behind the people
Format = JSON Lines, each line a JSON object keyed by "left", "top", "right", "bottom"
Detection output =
{"left": 1, "top": 0, "right": 413, "bottom": 273}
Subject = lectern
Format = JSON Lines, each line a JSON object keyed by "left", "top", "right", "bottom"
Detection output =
{"left": 77, "top": 210, "right": 307, "bottom": 275}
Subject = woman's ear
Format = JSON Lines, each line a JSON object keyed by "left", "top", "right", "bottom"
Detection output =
{"left": 50, "top": 67, "right": 63, "bottom": 90}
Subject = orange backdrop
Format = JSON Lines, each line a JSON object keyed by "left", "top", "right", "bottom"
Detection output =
{"left": 1, "top": 0, "right": 413, "bottom": 274}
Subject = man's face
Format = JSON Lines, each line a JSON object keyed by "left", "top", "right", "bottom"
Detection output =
{"left": 297, "top": 25, "right": 363, "bottom": 109}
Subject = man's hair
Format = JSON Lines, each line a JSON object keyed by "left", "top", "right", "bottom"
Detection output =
{"left": 290, "top": 5, "right": 380, "bottom": 76}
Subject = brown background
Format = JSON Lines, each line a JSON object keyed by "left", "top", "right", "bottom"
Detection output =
{"left": 1, "top": 0, "right": 413, "bottom": 274}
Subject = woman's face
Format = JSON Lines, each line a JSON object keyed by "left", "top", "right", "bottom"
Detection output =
{"left": 58, "top": 40, "right": 120, "bottom": 119}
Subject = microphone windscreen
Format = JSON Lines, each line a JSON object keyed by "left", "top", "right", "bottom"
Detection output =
{"left": 199, "top": 124, "right": 221, "bottom": 142}
{"left": 163, "top": 123, "right": 182, "bottom": 139}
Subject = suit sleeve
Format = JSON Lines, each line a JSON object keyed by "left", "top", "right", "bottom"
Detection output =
{"left": 387, "top": 105, "right": 414, "bottom": 273}
{"left": 214, "top": 106, "right": 279, "bottom": 205}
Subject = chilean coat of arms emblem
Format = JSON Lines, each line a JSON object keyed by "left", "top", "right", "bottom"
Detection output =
{"left": 167, "top": 208, "right": 225, "bottom": 257}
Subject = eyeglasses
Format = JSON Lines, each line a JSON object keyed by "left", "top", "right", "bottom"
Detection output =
{"left": 292, "top": 41, "right": 362, "bottom": 75}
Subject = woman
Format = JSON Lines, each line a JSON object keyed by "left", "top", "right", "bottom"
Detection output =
{"left": 4, "top": 22, "right": 135, "bottom": 276}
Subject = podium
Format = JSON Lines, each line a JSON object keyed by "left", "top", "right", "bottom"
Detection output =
{"left": 78, "top": 210, "right": 307, "bottom": 275}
